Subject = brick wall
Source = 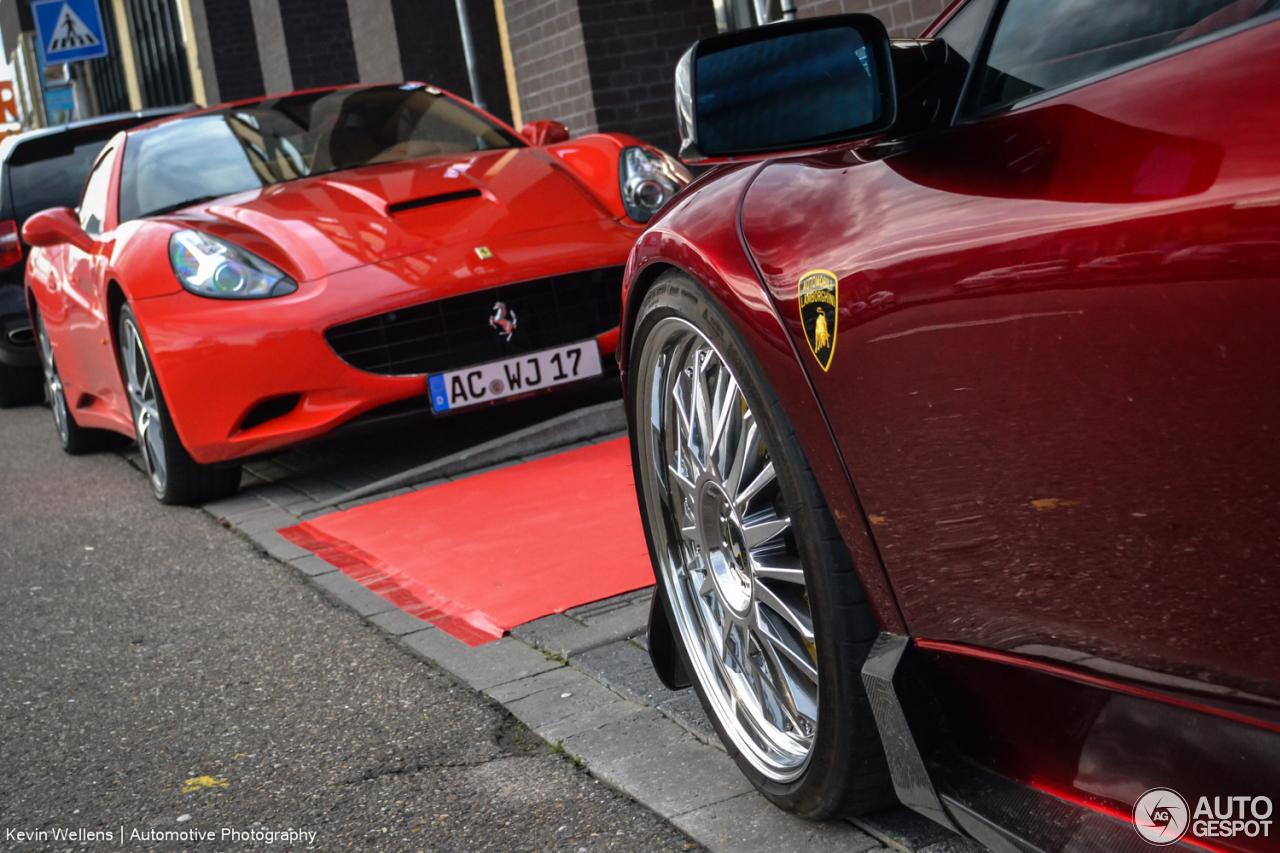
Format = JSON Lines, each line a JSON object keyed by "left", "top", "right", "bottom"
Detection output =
{"left": 466, "top": 0, "right": 517, "bottom": 125}
{"left": 206, "top": 0, "right": 265, "bottom": 101}
{"left": 278, "top": 0, "right": 360, "bottom": 90}
{"left": 504, "top": 0, "right": 598, "bottom": 135}
{"left": 794, "top": 0, "right": 952, "bottom": 38}
{"left": 391, "top": 0, "right": 468, "bottom": 99}
{"left": 578, "top": 0, "right": 716, "bottom": 154}
{"left": 392, "top": 0, "right": 513, "bottom": 125}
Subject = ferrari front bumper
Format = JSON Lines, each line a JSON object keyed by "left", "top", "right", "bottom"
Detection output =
{"left": 134, "top": 219, "right": 639, "bottom": 465}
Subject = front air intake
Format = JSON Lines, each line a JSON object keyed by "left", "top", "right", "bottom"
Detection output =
{"left": 324, "top": 266, "right": 624, "bottom": 377}
{"left": 239, "top": 393, "right": 301, "bottom": 431}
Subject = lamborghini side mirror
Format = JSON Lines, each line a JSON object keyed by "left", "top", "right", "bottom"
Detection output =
{"left": 675, "top": 14, "right": 896, "bottom": 163}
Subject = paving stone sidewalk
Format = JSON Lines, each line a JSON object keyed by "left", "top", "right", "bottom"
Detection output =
{"left": 179, "top": 406, "right": 986, "bottom": 853}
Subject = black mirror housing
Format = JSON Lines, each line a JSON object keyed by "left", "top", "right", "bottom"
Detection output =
{"left": 676, "top": 14, "right": 896, "bottom": 163}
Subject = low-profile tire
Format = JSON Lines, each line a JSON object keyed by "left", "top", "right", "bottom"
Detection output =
{"left": 118, "top": 304, "right": 241, "bottom": 505}
{"left": 0, "top": 361, "right": 44, "bottom": 408}
{"left": 33, "top": 307, "right": 119, "bottom": 453}
{"left": 628, "top": 270, "right": 896, "bottom": 819}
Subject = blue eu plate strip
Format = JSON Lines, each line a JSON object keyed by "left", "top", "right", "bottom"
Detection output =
{"left": 428, "top": 375, "right": 449, "bottom": 412}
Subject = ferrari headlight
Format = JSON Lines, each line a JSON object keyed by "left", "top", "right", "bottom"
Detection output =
{"left": 169, "top": 230, "right": 297, "bottom": 299}
{"left": 619, "top": 146, "right": 688, "bottom": 223}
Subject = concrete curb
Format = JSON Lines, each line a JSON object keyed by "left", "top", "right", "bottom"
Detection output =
{"left": 311, "top": 400, "right": 627, "bottom": 509}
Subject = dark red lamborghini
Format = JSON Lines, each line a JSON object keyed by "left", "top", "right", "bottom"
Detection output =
{"left": 621, "top": 2, "right": 1280, "bottom": 851}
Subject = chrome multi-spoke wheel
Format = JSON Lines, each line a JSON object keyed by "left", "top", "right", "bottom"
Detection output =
{"left": 637, "top": 316, "right": 818, "bottom": 782}
{"left": 34, "top": 311, "right": 70, "bottom": 446}
{"left": 119, "top": 314, "right": 168, "bottom": 495}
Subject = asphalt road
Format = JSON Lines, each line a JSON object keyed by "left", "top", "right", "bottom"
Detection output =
{"left": 0, "top": 404, "right": 696, "bottom": 852}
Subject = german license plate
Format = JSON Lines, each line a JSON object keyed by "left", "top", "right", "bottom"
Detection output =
{"left": 427, "top": 340, "right": 603, "bottom": 413}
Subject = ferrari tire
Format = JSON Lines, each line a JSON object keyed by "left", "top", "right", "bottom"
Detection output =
{"left": 118, "top": 305, "right": 241, "bottom": 505}
{"left": 628, "top": 270, "right": 895, "bottom": 819}
{"left": 0, "top": 361, "right": 44, "bottom": 408}
{"left": 34, "top": 307, "right": 118, "bottom": 454}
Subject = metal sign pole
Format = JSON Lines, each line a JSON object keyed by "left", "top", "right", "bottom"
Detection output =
{"left": 454, "top": 0, "right": 487, "bottom": 111}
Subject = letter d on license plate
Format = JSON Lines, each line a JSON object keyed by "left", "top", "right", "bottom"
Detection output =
{"left": 428, "top": 340, "right": 603, "bottom": 413}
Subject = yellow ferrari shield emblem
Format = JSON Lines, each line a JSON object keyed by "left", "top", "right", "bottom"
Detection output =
{"left": 798, "top": 270, "right": 838, "bottom": 371}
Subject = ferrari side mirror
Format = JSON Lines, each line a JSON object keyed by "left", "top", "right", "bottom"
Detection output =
{"left": 521, "top": 120, "right": 571, "bottom": 146}
{"left": 22, "top": 207, "right": 94, "bottom": 252}
{"left": 675, "top": 14, "right": 896, "bottom": 163}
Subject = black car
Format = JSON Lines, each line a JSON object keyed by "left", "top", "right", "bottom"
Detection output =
{"left": 0, "top": 106, "right": 193, "bottom": 407}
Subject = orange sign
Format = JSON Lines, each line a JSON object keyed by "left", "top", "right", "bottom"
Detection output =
{"left": 0, "top": 82, "right": 18, "bottom": 123}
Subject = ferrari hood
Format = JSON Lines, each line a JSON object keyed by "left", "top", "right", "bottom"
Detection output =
{"left": 182, "top": 148, "right": 615, "bottom": 282}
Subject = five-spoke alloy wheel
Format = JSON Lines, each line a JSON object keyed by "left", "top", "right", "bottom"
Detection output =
{"left": 117, "top": 304, "right": 240, "bottom": 505}
{"left": 34, "top": 306, "right": 111, "bottom": 453}
{"left": 36, "top": 309, "right": 69, "bottom": 446}
{"left": 119, "top": 311, "right": 168, "bottom": 495}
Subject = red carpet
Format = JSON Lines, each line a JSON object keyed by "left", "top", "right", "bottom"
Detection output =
{"left": 279, "top": 438, "right": 654, "bottom": 645}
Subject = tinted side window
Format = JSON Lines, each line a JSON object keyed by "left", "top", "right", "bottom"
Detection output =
{"left": 79, "top": 147, "right": 117, "bottom": 237}
{"left": 973, "top": 0, "right": 1280, "bottom": 112}
{"left": 7, "top": 137, "right": 111, "bottom": 227}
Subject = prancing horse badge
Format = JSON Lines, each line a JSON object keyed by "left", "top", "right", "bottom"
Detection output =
{"left": 798, "top": 270, "right": 838, "bottom": 371}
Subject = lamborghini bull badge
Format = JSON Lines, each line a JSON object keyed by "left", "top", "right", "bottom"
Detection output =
{"left": 798, "top": 270, "right": 838, "bottom": 371}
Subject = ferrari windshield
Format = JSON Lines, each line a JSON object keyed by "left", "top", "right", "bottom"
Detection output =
{"left": 118, "top": 85, "right": 522, "bottom": 222}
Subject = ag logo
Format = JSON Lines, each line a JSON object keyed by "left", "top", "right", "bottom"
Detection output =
{"left": 798, "top": 270, "right": 838, "bottom": 371}
{"left": 1133, "top": 788, "right": 1190, "bottom": 846}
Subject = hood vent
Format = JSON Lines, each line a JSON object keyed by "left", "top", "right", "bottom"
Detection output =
{"left": 388, "top": 188, "right": 482, "bottom": 215}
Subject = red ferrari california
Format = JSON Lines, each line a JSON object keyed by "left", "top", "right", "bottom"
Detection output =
{"left": 624, "top": 2, "right": 1280, "bottom": 852}
{"left": 23, "top": 83, "right": 687, "bottom": 504}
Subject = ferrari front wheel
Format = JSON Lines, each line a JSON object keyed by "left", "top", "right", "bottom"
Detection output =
{"left": 629, "top": 270, "right": 895, "bottom": 818}
{"left": 34, "top": 307, "right": 116, "bottom": 454}
{"left": 118, "top": 305, "right": 240, "bottom": 505}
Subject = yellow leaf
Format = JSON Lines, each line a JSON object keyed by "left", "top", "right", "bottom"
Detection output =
{"left": 181, "top": 776, "right": 228, "bottom": 793}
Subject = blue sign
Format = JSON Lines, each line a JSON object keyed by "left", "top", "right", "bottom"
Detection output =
{"left": 32, "top": 0, "right": 109, "bottom": 65}
{"left": 44, "top": 86, "right": 76, "bottom": 118}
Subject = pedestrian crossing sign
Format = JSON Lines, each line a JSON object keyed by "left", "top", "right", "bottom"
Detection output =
{"left": 32, "top": 0, "right": 109, "bottom": 65}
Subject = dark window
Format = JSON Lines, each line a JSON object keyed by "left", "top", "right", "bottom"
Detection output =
{"left": 6, "top": 135, "right": 114, "bottom": 227}
{"left": 89, "top": 1, "right": 132, "bottom": 114}
{"left": 124, "top": 0, "right": 194, "bottom": 107}
{"left": 973, "top": 0, "right": 1280, "bottom": 113}
{"left": 118, "top": 85, "right": 525, "bottom": 222}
